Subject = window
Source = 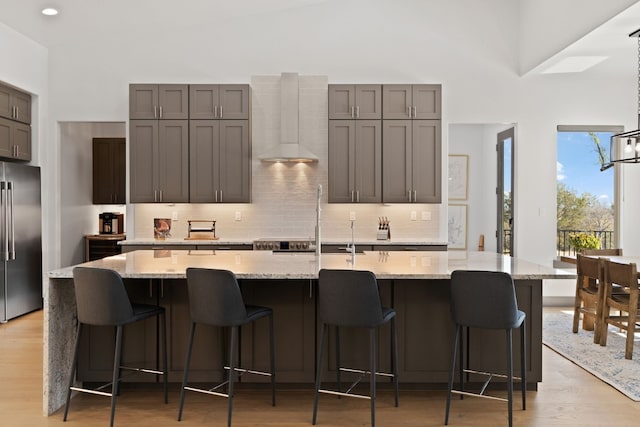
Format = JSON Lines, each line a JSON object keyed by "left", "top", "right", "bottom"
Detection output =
{"left": 556, "top": 125, "right": 622, "bottom": 255}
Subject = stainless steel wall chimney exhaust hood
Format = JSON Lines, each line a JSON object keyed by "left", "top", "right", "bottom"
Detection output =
{"left": 259, "top": 73, "right": 319, "bottom": 163}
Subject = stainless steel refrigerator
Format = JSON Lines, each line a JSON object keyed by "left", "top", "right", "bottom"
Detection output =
{"left": 0, "top": 163, "right": 42, "bottom": 322}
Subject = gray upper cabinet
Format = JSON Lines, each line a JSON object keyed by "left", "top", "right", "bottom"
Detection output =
{"left": 189, "top": 84, "right": 249, "bottom": 120}
{"left": 382, "top": 84, "right": 441, "bottom": 119}
{"left": 329, "top": 85, "right": 381, "bottom": 120}
{"left": 190, "top": 120, "right": 250, "bottom": 203}
{"left": 129, "top": 119, "right": 189, "bottom": 203}
{"left": 0, "top": 84, "right": 31, "bottom": 124}
{"left": 382, "top": 120, "right": 441, "bottom": 203}
{"left": 329, "top": 120, "right": 381, "bottom": 203}
{"left": 129, "top": 84, "right": 189, "bottom": 120}
{"left": 0, "top": 117, "right": 31, "bottom": 161}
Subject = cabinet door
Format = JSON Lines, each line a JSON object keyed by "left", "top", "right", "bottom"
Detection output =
{"left": 382, "top": 85, "right": 412, "bottom": 119}
{"left": 0, "top": 117, "right": 14, "bottom": 158}
{"left": 328, "top": 85, "right": 356, "bottom": 119}
{"left": 158, "top": 85, "right": 188, "bottom": 119}
{"left": 93, "top": 138, "right": 125, "bottom": 204}
{"left": 219, "top": 85, "right": 250, "bottom": 119}
{"left": 13, "top": 122, "right": 31, "bottom": 161}
{"left": 129, "top": 84, "right": 159, "bottom": 119}
{"left": 412, "top": 120, "right": 441, "bottom": 203}
{"left": 0, "top": 85, "right": 12, "bottom": 120}
{"left": 219, "top": 120, "right": 250, "bottom": 202}
{"left": 189, "top": 84, "right": 219, "bottom": 120}
{"left": 157, "top": 120, "right": 189, "bottom": 202}
{"left": 355, "top": 85, "right": 381, "bottom": 119}
{"left": 382, "top": 120, "right": 413, "bottom": 203}
{"left": 189, "top": 120, "right": 220, "bottom": 203}
{"left": 354, "top": 120, "right": 382, "bottom": 203}
{"left": 328, "top": 120, "right": 355, "bottom": 203}
{"left": 130, "top": 120, "right": 159, "bottom": 202}
{"left": 12, "top": 90, "right": 31, "bottom": 124}
{"left": 113, "top": 139, "right": 126, "bottom": 204}
{"left": 412, "top": 84, "right": 441, "bottom": 119}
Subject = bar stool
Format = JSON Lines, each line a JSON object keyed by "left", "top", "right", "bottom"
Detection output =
{"left": 178, "top": 268, "right": 275, "bottom": 427}
{"left": 445, "top": 270, "right": 526, "bottom": 427}
{"left": 313, "top": 269, "right": 399, "bottom": 427}
{"left": 64, "top": 267, "right": 168, "bottom": 427}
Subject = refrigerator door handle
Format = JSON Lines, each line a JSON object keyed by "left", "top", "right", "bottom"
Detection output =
{"left": 8, "top": 181, "right": 14, "bottom": 260}
{"left": 1, "top": 182, "right": 7, "bottom": 261}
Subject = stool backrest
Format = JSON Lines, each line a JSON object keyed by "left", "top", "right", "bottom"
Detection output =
{"left": 581, "top": 248, "right": 623, "bottom": 256}
{"left": 72, "top": 267, "right": 134, "bottom": 326}
{"left": 603, "top": 259, "right": 639, "bottom": 295}
{"left": 576, "top": 253, "right": 603, "bottom": 290}
{"left": 450, "top": 270, "right": 519, "bottom": 329}
{"left": 186, "top": 268, "right": 248, "bottom": 326}
{"left": 318, "top": 269, "right": 384, "bottom": 327}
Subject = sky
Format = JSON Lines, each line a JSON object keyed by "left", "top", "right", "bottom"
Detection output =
{"left": 557, "top": 131, "right": 614, "bottom": 207}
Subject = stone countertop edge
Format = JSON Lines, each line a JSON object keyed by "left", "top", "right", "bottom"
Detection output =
{"left": 119, "top": 238, "right": 449, "bottom": 246}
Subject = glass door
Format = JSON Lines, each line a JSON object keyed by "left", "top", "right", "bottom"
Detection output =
{"left": 497, "top": 128, "right": 514, "bottom": 255}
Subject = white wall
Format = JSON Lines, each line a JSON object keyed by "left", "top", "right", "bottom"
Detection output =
{"left": 59, "top": 122, "right": 126, "bottom": 267}
{"left": 3, "top": 0, "right": 640, "bottom": 270}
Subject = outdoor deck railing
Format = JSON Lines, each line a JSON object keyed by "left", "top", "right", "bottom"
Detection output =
{"left": 556, "top": 229, "right": 615, "bottom": 256}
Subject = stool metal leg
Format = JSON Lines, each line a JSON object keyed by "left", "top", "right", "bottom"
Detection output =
{"left": 521, "top": 320, "right": 527, "bottom": 410}
{"left": 269, "top": 314, "right": 276, "bottom": 406}
{"left": 227, "top": 326, "right": 238, "bottom": 427}
{"left": 161, "top": 311, "right": 168, "bottom": 404}
{"left": 391, "top": 316, "right": 399, "bottom": 407}
{"left": 312, "top": 323, "right": 328, "bottom": 425}
{"left": 506, "top": 329, "right": 513, "bottom": 427}
{"left": 369, "top": 328, "right": 377, "bottom": 427}
{"left": 63, "top": 323, "right": 82, "bottom": 421}
{"left": 177, "top": 322, "right": 196, "bottom": 421}
{"left": 110, "top": 325, "right": 124, "bottom": 427}
{"left": 335, "top": 326, "right": 341, "bottom": 394}
{"left": 445, "top": 323, "right": 460, "bottom": 425}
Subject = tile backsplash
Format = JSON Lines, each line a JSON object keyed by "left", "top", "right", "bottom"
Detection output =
{"left": 133, "top": 74, "right": 443, "bottom": 242}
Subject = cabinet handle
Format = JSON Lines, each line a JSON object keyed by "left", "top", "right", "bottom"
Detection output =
{"left": 309, "top": 280, "right": 313, "bottom": 299}
{"left": 413, "top": 106, "right": 417, "bottom": 118}
{"left": 351, "top": 190, "right": 354, "bottom": 202}
{"left": 219, "top": 190, "right": 223, "bottom": 202}
{"left": 215, "top": 190, "right": 218, "bottom": 203}
{"left": 159, "top": 106, "right": 163, "bottom": 118}
{"left": 413, "top": 190, "right": 417, "bottom": 202}
{"left": 149, "top": 280, "right": 153, "bottom": 298}
{"left": 356, "top": 106, "right": 360, "bottom": 118}
{"left": 356, "top": 190, "right": 360, "bottom": 203}
{"left": 220, "top": 106, "right": 223, "bottom": 118}
{"left": 154, "top": 105, "right": 157, "bottom": 118}
{"left": 408, "top": 190, "right": 412, "bottom": 202}
{"left": 154, "top": 190, "right": 157, "bottom": 202}
{"left": 214, "top": 105, "right": 218, "bottom": 118}
{"left": 16, "top": 106, "right": 19, "bottom": 119}
{"left": 160, "top": 279, "right": 164, "bottom": 299}
{"left": 351, "top": 106, "right": 354, "bottom": 118}
{"left": 407, "top": 106, "right": 411, "bottom": 118}
{"left": 159, "top": 190, "right": 163, "bottom": 202}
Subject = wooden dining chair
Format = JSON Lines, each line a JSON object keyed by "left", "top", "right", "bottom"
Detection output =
{"left": 572, "top": 254, "right": 606, "bottom": 343}
{"left": 599, "top": 259, "right": 640, "bottom": 360}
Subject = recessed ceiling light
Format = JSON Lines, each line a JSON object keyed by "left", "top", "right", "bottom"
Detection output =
{"left": 41, "top": 8, "right": 59, "bottom": 16}
{"left": 541, "top": 56, "right": 608, "bottom": 74}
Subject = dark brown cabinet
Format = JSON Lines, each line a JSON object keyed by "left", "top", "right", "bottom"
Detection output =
{"left": 93, "top": 138, "right": 126, "bottom": 204}
{"left": 382, "top": 84, "right": 441, "bottom": 119}
{"left": 129, "top": 84, "right": 189, "bottom": 120}
{"left": 129, "top": 120, "right": 189, "bottom": 203}
{"left": 0, "top": 84, "right": 31, "bottom": 124}
{"left": 190, "top": 120, "right": 250, "bottom": 203}
{"left": 189, "top": 84, "right": 250, "bottom": 120}
{"left": 0, "top": 117, "right": 30, "bottom": 161}
{"left": 382, "top": 120, "right": 441, "bottom": 203}
{"left": 328, "top": 120, "right": 381, "bottom": 203}
{"left": 328, "top": 84, "right": 381, "bottom": 120}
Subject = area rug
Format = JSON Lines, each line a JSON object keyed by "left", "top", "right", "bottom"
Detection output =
{"left": 543, "top": 310, "right": 640, "bottom": 401}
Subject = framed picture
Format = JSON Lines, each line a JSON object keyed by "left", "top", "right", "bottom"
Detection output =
{"left": 448, "top": 154, "right": 469, "bottom": 200}
{"left": 448, "top": 204, "right": 468, "bottom": 250}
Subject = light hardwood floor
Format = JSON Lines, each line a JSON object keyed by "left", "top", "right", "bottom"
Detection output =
{"left": 1, "top": 309, "right": 639, "bottom": 426}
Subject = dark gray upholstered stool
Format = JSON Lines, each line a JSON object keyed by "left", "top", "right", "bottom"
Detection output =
{"left": 64, "top": 267, "right": 168, "bottom": 427}
{"left": 178, "top": 268, "right": 275, "bottom": 427}
{"left": 445, "top": 270, "right": 526, "bottom": 427}
{"left": 313, "top": 269, "right": 399, "bottom": 427}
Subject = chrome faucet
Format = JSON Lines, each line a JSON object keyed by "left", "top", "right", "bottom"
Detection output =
{"left": 346, "top": 219, "right": 356, "bottom": 263}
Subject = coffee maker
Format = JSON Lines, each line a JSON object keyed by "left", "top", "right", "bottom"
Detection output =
{"left": 99, "top": 212, "right": 124, "bottom": 234}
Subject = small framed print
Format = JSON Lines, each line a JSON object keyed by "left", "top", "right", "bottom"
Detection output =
{"left": 448, "top": 204, "right": 467, "bottom": 250}
{"left": 448, "top": 154, "right": 469, "bottom": 200}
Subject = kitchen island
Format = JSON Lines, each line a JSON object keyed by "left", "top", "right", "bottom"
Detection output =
{"left": 44, "top": 250, "right": 573, "bottom": 415}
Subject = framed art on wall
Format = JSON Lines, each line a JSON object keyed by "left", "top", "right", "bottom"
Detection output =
{"left": 448, "top": 204, "right": 467, "bottom": 250}
{"left": 448, "top": 154, "right": 468, "bottom": 200}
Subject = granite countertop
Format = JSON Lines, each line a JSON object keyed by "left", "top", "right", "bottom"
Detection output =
{"left": 48, "top": 250, "right": 575, "bottom": 280}
{"left": 119, "top": 238, "right": 448, "bottom": 246}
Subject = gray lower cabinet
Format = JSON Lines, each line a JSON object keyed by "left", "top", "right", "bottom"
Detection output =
{"left": 0, "top": 117, "right": 30, "bottom": 161}
{"left": 129, "top": 119, "right": 189, "bottom": 203}
{"left": 382, "top": 120, "right": 441, "bottom": 203}
{"left": 190, "top": 120, "right": 250, "bottom": 203}
{"left": 0, "top": 83, "right": 31, "bottom": 124}
{"left": 328, "top": 120, "right": 381, "bottom": 203}
{"left": 129, "top": 84, "right": 189, "bottom": 120}
{"left": 189, "top": 84, "right": 250, "bottom": 120}
{"left": 328, "top": 85, "right": 381, "bottom": 120}
{"left": 382, "top": 84, "right": 441, "bottom": 119}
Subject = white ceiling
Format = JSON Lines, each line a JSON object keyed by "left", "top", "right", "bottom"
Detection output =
{"left": 1, "top": 0, "right": 639, "bottom": 77}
